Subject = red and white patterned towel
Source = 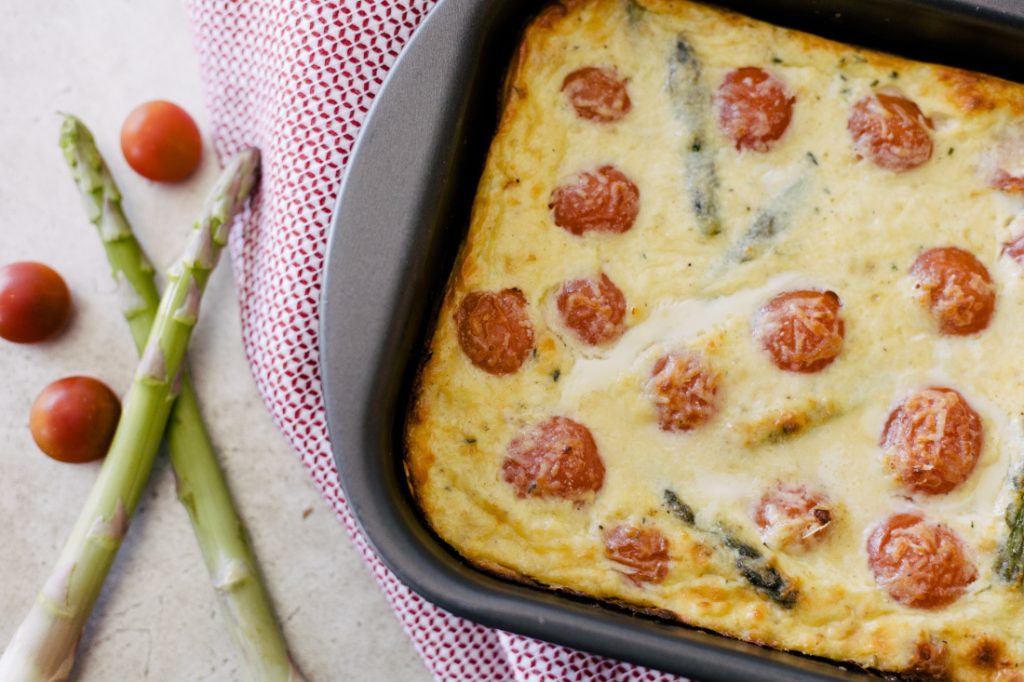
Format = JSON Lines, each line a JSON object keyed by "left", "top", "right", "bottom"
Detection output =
{"left": 185, "top": 2, "right": 684, "bottom": 680}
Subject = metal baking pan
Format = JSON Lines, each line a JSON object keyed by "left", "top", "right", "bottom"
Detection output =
{"left": 320, "top": 1, "right": 1024, "bottom": 679}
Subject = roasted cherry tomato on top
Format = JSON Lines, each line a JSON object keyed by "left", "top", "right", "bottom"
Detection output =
{"left": 867, "top": 512, "right": 976, "bottom": 609}
{"left": 754, "top": 484, "right": 834, "bottom": 552}
{"left": 716, "top": 67, "right": 795, "bottom": 152}
{"left": 562, "top": 66, "right": 632, "bottom": 123}
{"left": 910, "top": 246, "right": 995, "bottom": 336}
{"left": 648, "top": 351, "right": 720, "bottom": 432}
{"left": 120, "top": 100, "right": 202, "bottom": 182}
{"left": 881, "top": 387, "right": 982, "bottom": 495}
{"left": 754, "top": 289, "right": 845, "bottom": 373}
{"left": 455, "top": 288, "right": 535, "bottom": 375}
{"left": 503, "top": 416, "right": 605, "bottom": 501}
{"left": 556, "top": 273, "right": 627, "bottom": 346}
{"left": 30, "top": 376, "right": 121, "bottom": 464}
{"left": 848, "top": 91, "right": 933, "bottom": 172}
{"left": 550, "top": 165, "right": 640, "bottom": 236}
{"left": 0, "top": 262, "right": 72, "bottom": 344}
{"left": 603, "top": 524, "right": 670, "bottom": 585}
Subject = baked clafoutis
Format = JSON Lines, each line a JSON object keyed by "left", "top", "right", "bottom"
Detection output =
{"left": 405, "top": 0, "right": 1024, "bottom": 678}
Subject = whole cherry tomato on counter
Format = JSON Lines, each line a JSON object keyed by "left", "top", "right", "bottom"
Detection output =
{"left": 30, "top": 376, "right": 121, "bottom": 463}
{"left": 0, "top": 262, "right": 72, "bottom": 343}
{"left": 120, "top": 100, "right": 202, "bottom": 182}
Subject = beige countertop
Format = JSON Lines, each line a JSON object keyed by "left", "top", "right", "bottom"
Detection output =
{"left": 0, "top": 1, "right": 431, "bottom": 680}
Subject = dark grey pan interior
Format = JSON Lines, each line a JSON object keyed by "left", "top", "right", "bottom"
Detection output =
{"left": 320, "top": 1, "right": 1024, "bottom": 680}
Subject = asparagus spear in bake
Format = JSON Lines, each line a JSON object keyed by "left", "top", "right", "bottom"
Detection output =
{"left": 997, "top": 471, "right": 1024, "bottom": 585}
{"left": 57, "top": 116, "right": 303, "bottom": 681}
{"left": 0, "top": 148, "right": 266, "bottom": 682}
{"left": 663, "top": 489, "right": 798, "bottom": 607}
{"left": 668, "top": 36, "right": 722, "bottom": 236}
{"left": 726, "top": 173, "right": 811, "bottom": 264}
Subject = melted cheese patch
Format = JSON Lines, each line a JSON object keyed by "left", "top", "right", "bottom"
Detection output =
{"left": 407, "top": 0, "right": 1024, "bottom": 678}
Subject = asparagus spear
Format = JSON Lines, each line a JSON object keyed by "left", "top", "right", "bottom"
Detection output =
{"left": 997, "top": 471, "right": 1024, "bottom": 585}
{"left": 663, "top": 489, "right": 797, "bottom": 607}
{"left": 56, "top": 116, "right": 302, "bottom": 680}
{"left": 723, "top": 171, "right": 811, "bottom": 265}
{"left": 668, "top": 36, "right": 722, "bottom": 237}
{"left": 0, "top": 146, "right": 263, "bottom": 682}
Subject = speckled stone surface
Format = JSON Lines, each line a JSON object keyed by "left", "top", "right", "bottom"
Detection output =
{"left": 0, "top": 2, "right": 431, "bottom": 680}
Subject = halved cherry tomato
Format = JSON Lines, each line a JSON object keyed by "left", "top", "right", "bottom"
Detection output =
{"left": 121, "top": 100, "right": 202, "bottom": 182}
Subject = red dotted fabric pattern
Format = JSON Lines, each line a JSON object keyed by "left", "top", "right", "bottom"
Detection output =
{"left": 185, "top": 2, "right": 686, "bottom": 680}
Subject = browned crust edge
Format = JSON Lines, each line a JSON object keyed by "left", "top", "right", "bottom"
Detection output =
{"left": 404, "top": 0, "right": 573, "bottom": 492}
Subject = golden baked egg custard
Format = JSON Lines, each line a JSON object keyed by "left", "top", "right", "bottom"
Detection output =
{"left": 406, "top": 0, "right": 1024, "bottom": 678}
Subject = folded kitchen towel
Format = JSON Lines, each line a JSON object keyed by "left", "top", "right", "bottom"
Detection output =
{"left": 185, "top": 1, "right": 683, "bottom": 680}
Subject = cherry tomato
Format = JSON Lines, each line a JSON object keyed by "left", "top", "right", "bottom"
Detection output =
{"left": 603, "top": 524, "right": 670, "bottom": 585}
{"left": 30, "top": 376, "right": 121, "bottom": 463}
{"left": 1004, "top": 233, "right": 1024, "bottom": 264}
{"left": 754, "top": 289, "right": 844, "bottom": 373}
{"left": 562, "top": 66, "right": 632, "bottom": 123}
{"left": 848, "top": 91, "right": 933, "bottom": 171}
{"left": 754, "top": 484, "right": 833, "bottom": 552}
{"left": 867, "top": 512, "right": 976, "bottom": 609}
{"left": 992, "top": 170, "right": 1024, "bottom": 193}
{"left": 716, "top": 67, "right": 795, "bottom": 152}
{"left": 550, "top": 165, "right": 640, "bottom": 236}
{"left": 881, "top": 387, "right": 982, "bottom": 495}
{"left": 910, "top": 246, "right": 994, "bottom": 336}
{"left": 556, "top": 273, "right": 627, "bottom": 346}
{"left": 502, "top": 416, "right": 605, "bottom": 501}
{"left": 455, "top": 289, "right": 534, "bottom": 375}
{"left": 987, "top": 127, "right": 1024, "bottom": 193}
{"left": 0, "top": 262, "right": 72, "bottom": 344}
{"left": 120, "top": 100, "right": 202, "bottom": 182}
{"left": 648, "top": 351, "right": 719, "bottom": 432}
